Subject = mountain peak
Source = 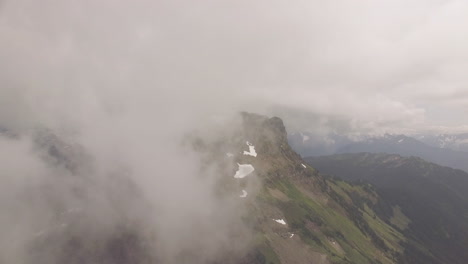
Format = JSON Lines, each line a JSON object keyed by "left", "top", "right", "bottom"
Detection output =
{"left": 241, "top": 112, "right": 287, "bottom": 144}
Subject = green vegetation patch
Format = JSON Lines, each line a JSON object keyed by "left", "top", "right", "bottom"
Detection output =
{"left": 250, "top": 234, "right": 282, "bottom": 264}
{"left": 269, "top": 178, "right": 403, "bottom": 264}
{"left": 389, "top": 206, "right": 411, "bottom": 231}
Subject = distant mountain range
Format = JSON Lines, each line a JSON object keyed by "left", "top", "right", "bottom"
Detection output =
{"left": 289, "top": 133, "right": 468, "bottom": 172}
{"left": 415, "top": 133, "right": 468, "bottom": 152}
{"left": 288, "top": 132, "right": 354, "bottom": 157}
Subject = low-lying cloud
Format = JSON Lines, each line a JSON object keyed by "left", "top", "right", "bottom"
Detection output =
{"left": 1, "top": 0, "right": 468, "bottom": 263}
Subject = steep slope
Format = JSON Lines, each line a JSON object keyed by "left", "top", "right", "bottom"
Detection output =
{"left": 204, "top": 113, "right": 412, "bottom": 264}
{"left": 305, "top": 153, "right": 468, "bottom": 264}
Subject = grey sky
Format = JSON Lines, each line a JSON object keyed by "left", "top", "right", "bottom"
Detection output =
{"left": 1, "top": 0, "right": 467, "bottom": 133}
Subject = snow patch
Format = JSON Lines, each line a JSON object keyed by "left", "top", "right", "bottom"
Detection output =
{"left": 301, "top": 133, "right": 310, "bottom": 143}
{"left": 226, "top": 152, "right": 234, "bottom": 157}
{"left": 234, "top": 164, "right": 255, "bottom": 178}
{"left": 274, "top": 219, "right": 286, "bottom": 225}
{"left": 240, "top": 190, "right": 248, "bottom": 198}
{"left": 290, "top": 233, "right": 294, "bottom": 238}
{"left": 243, "top": 141, "right": 257, "bottom": 157}
{"left": 301, "top": 163, "right": 306, "bottom": 168}
{"left": 398, "top": 139, "right": 404, "bottom": 143}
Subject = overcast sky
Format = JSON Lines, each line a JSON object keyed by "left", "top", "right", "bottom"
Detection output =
{"left": 1, "top": 1, "right": 468, "bottom": 262}
{"left": 1, "top": 0, "right": 468, "bottom": 135}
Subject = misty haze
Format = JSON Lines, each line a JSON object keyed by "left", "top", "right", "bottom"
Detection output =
{"left": 1, "top": 1, "right": 468, "bottom": 264}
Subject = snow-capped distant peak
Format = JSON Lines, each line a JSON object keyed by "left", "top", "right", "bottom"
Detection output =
{"left": 398, "top": 139, "right": 404, "bottom": 143}
{"left": 240, "top": 190, "right": 248, "bottom": 198}
{"left": 234, "top": 164, "right": 255, "bottom": 178}
{"left": 274, "top": 219, "right": 286, "bottom": 225}
{"left": 243, "top": 141, "right": 257, "bottom": 157}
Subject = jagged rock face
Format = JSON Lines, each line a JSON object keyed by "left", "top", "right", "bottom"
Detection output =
{"left": 238, "top": 113, "right": 307, "bottom": 180}
{"left": 241, "top": 113, "right": 290, "bottom": 156}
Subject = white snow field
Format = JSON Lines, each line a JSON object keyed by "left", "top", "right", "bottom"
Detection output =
{"left": 243, "top": 141, "right": 257, "bottom": 157}
{"left": 234, "top": 163, "right": 255, "bottom": 178}
{"left": 274, "top": 219, "right": 286, "bottom": 225}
